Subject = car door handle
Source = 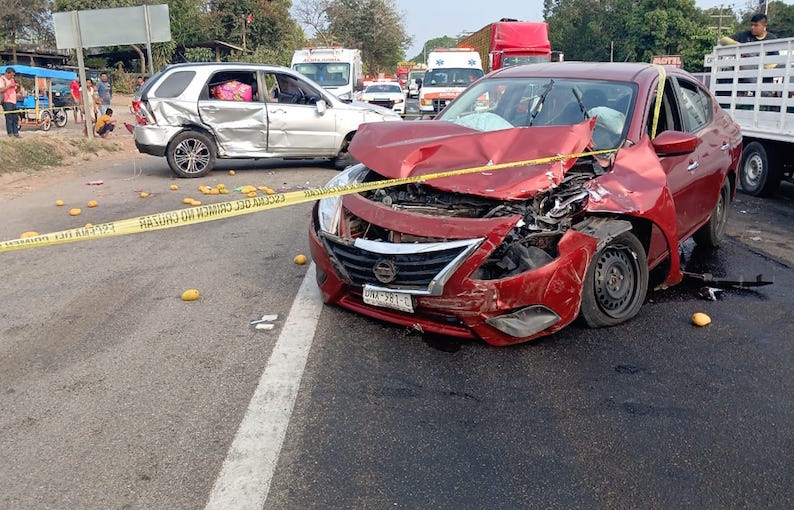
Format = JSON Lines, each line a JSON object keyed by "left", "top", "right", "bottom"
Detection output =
{"left": 203, "top": 105, "right": 219, "bottom": 111}
{"left": 721, "top": 143, "right": 730, "bottom": 150}
{"left": 687, "top": 161, "right": 699, "bottom": 171}
{"left": 269, "top": 108, "right": 287, "bottom": 114}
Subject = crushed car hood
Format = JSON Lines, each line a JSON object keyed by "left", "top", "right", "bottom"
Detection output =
{"left": 348, "top": 119, "right": 597, "bottom": 200}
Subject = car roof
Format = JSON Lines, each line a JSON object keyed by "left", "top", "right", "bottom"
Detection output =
{"left": 160, "top": 62, "right": 293, "bottom": 73}
{"left": 490, "top": 61, "right": 690, "bottom": 84}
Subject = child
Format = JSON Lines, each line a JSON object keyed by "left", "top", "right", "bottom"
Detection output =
{"left": 95, "top": 107, "right": 116, "bottom": 138}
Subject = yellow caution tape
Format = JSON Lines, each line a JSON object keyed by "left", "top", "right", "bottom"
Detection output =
{"left": 650, "top": 64, "right": 666, "bottom": 140}
{"left": 0, "top": 148, "right": 616, "bottom": 253}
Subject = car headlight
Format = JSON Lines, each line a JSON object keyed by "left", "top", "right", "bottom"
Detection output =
{"left": 317, "top": 164, "right": 370, "bottom": 234}
{"left": 394, "top": 97, "right": 404, "bottom": 104}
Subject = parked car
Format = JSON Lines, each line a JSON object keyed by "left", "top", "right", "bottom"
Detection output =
{"left": 358, "top": 81, "right": 406, "bottom": 115}
{"left": 308, "top": 62, "right": 742, "bottom": 346}
{"left": 132, "top": 62, "right": 401, "bottom": 178}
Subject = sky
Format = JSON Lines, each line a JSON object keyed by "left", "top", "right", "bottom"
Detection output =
{"left": 393, "top": 0, "right": 787, "bottom": 58}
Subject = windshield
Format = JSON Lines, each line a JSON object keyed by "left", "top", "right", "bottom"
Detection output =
{"left": 437, "top": 77, "right": 637, "bottom": 150}
{"left": 292, "top": 62, "right": 351, "bottom": 87}
{"left": 502, "top": 56, "right": 551, "bottom": 67}
{"left": 424, "top": 68, "right": 484, "bottom": 87}
{"left": 364, "top": 84, "right": 402, "bottom": 94}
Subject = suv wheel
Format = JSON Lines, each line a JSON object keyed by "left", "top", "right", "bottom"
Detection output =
{"left": 167, "top": 130, "right": 216, "bottom": 178}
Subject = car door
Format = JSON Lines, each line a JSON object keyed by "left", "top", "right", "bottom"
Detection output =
{"left": 674, "top": 76, "right": 730, "bottom": 233}
{"left": 263, "top": 72, "right": 339, "bottom": 157}
{"left": 648, "top": 76, "right": 705, "bottom": 241}
{"left": 197, "top": 69, "right": 266, "bottom": 157}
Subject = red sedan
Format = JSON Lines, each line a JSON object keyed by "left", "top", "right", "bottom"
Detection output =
{"left": 309, "top": 62, "right": 742, "bottom": 346}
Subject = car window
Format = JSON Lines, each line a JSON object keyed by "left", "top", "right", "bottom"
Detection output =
{"left": 647, "top": 78, "right": 683, "bottom": 136}
{"left": 266, "top": 72, "right": 323, "bottom": 105}
{"left": 153, "top": 70, "right": 195, "bottom": 98}
{"left": 677, "top": 78, "right": 712, "bottom": 132}
{"left": 204, "top": 70, "right": 259, "bottom": 102}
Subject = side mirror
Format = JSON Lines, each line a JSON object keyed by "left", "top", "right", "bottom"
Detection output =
{"left": 316, "top": 99, "right": 327, "bottom": 115}
{"left": 651, "top": 130, "right": 698, "bottom": 157}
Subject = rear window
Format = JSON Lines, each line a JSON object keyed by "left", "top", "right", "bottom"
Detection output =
{"left": 153, "top": 71, "right": 195, "bottom": 98}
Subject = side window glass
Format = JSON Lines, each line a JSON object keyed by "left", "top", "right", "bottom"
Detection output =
{"left": 153, "top": 71, "right": 195, "bottom": 98}
{"left": 647, "top": 78, "right": 682, "bottom": 135}
{"left": 677, "top": 78, "right": 712, "bottom": 132}
{"left": 205, "top": 71, "right": 259, "bottom": 102}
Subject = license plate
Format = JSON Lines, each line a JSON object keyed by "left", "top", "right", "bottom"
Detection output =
{"left": 362, "top": 286, "right": 414, "bottom": 313}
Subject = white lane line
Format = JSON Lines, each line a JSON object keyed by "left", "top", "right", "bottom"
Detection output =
{"left": 205, "top": 263, "right": 323, "bottom": 510}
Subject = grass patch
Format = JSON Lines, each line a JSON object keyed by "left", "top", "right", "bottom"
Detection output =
{"left": 0, "top": 139, "right": 63, "bottom": 173}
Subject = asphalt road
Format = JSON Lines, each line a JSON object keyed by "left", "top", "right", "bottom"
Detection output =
{"left": 0, "top": 154, "right": 792, "bottom": 509}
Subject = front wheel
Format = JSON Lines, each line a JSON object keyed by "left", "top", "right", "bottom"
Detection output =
{"left": 54, "top": 109, "right": 68, "bottom": 128}
{"left": 694, "top": 177, "right": 731, "bottom": 249}
{"left": 739, "top": 141, "right": 780, "bottom": 196}
{"left": 166, "top": 130, "right": 216, "bottom": 178}
{"left": 580, "top": 232, "right": 648, "bottom": 328}
{"left": 39, "top": 110, "right": 53, "bottom": 131}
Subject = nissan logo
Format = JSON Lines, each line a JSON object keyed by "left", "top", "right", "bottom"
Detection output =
{"left": 373, "top": 259, "right": 398, "bottom": 284}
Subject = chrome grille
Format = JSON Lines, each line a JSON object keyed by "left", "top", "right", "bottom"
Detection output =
{"left": 322, "top": 236, "right": 482, "bottom": 294}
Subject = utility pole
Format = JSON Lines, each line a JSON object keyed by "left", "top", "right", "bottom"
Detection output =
{"left": 709, "top": 5, "right": 735, "bottom": 43}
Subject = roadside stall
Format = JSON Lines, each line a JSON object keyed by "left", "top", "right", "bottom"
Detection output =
{"left": 0, "top": 64, "right": 77, "bottom": 131}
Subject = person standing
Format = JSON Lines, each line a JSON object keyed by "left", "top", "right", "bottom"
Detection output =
{"left": 730, "top": 13, "right": 776, "bottom": 43}
{"left": 97, "top": 72, "right": 112, "bottom": 115}
{"left": 69, "top": 77, "right": 83, "bottom": 122}
{"left": 0, "top": 67, "right": 20, "bottom": 137}
{"left": 85, "top": 78, "right": 100, "bottom": 123}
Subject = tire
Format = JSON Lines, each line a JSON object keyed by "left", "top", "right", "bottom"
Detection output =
{"left": 580, "top": 232, "right": 648, "bottom": 328}
{"left": 739, "top": 141, "right": 780, "bottom": 196}
{"left": 54, "top": 109, "right": 68, "bottom": 128}
{"left": 166, "top": 130, "right": 216, "bottom": 178}
{"left": 694, "top": 177, "right": 731, "bottom": 249}
{"left": 332, "top": 147, "right": 358, "bottom": 170}
{"left": 40, "top": 111, "right": 52, "bottom": 131}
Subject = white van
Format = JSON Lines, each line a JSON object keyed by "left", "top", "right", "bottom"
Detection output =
{"left": 291, "top": 47, "right": 363, "bottom": 101}
{"left": 418, "top": 49, "right": 483, "bottom": 115}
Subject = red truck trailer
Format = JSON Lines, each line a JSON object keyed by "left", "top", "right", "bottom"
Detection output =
{"left": 458, "top": 20, "right": 552, "bottom": 73}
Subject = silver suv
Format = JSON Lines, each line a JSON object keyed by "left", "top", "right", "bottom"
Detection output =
{"left": 132, "top": 62, "right": 401, "bottom": 178}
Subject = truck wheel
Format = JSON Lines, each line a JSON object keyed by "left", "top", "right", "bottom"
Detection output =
{"left": 580, "top": 232, "right": 648, "bottom": 328}
{"left": 694, "top": 177, "right": 730, "bottom": 249}
{"left": 739, "top": 141, "right": 780, "bottom": 196}
{"left": 166, "top": 130, "right": 216, "bottom": 178}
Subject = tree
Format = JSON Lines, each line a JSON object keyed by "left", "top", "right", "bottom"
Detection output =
{"left": 324, "top": 0, "right": 410, "bottom": 73}
{"left": 409, "top": 36, "right": 457, "bottom": 63}
{"left": 293, "top": 0, "right": 335, "bottom": 46}
{"left": 1, "top": 0, "right": 55, "bottom": 58}
{"left": 546, "top": 0, "right": 715, "bottom": 71}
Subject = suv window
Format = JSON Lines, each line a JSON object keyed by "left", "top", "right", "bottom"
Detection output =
{"left": 204, "top": 70, "right": 259, "bottom": 102}
{"left": 153, "top": 71, "right": 195, "bottom": 98}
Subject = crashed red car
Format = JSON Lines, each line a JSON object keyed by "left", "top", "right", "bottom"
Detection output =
{"left": 308, "top": 62, "right": 742, "bottom": 346}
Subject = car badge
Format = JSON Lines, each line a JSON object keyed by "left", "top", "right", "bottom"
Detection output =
{"left": 373, "top": 259, "right": 398, "bottom": 284}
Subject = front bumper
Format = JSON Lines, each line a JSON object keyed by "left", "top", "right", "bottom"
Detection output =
{"left": 309, "top": 199, "right": 599, "bottom": 346}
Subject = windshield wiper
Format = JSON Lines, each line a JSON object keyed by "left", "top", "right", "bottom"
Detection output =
{"left": 572, "top": 87, "right": 590, "bottom": 120}
{"left": 528, "top": 79, "right": 554, "bottom": 126}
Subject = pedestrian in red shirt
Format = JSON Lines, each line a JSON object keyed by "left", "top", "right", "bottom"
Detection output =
{"left": 69, "top": 78, "right": 83, "bottom": 122}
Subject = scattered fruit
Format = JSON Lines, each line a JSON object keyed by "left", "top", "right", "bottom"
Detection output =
{"left": 264, "top": 187, "right": 275, "bottom": 195}
{"left": 229, "top": 170, "right": 236, "bottom": 175}
{"left": 217, "top": 183, "right": 226, "bottom": 190}
{"left": 140, "top": 192, "right": 150, "bottom": 198}
{"left": 170, "top": 184, "right": 179, "bottom": 190}
{"left": 294, "top": 254, "right": 308, "bottom": 265}
{"left": 183, "top": 197, "right": 194, "bottom": 204}
{"left": 181, "top": 289, "right": 200, "bottom": 301}
{"left": 85, "top": 223, "right": 93, "bottom": 228}
{"left": 55, "top": 199, "right": 64, "bottom": 206}
{"left": 209, "top": 188, "right": 220, "bottom": 195}
{"left": 87, "top": 200, "right": 98, "bottom": 208}
{"left": 190, "top": 200, "right": 202, "bottom": 206}
{"left": 219, "top": 188, "right": 229, "bottom": 194}
{"left": 20, "top": 231, "right": 39, "bottom": 238}
{"left": 692, "top": 312, "right": 711, "bottom": 327}
{"left": 69, "top": 208, "right": 81, "bottom": 216}
{"left": 247, "top": 191, "right": 257, "bottom": 198}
